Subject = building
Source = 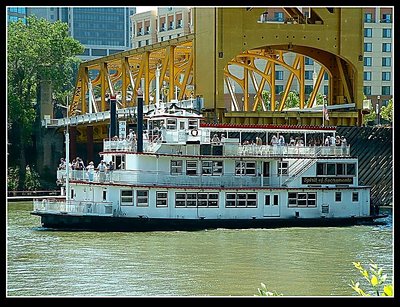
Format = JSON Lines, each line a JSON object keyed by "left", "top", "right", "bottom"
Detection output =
{"left": 131, "top": 7, "right": 192, "bottom": 48}
{"left": 7, "top": 7, "right": 27, "bottom": 23}
{"left": 19, "top": 7, "right": 135, "bottom": 60}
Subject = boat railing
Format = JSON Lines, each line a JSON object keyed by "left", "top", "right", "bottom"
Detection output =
{"left": 57, "top": 169, "right": 287, "bottom": 188}
{"left": 32, "top": 199, "right": 114, "bottom": 216}
{"left": 235, "top": 144, "right": 350, "bottom": 157}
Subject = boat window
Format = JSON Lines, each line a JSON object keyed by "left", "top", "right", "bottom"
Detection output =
{"left": 235, "top": 160, "right": 256, "bottom": 176}
{"left": 352, "top": 192, "right": 359, "bottom": 202}
{"left": 121, "top": 190, "right": 133, "bottom": 205}
{"left": 166, "top": 118, "right": 177, "bottom": 130}
{"left": 156, "top": 191, "right": 168, "bottom": 207}
{"left": 176, "top": 193, "right": 186, "bottom": 207}
{"left": 273, "top": 194, "right": 279, "bottom": 206}
{"left": 346, "top": 163, "right": 356, "bottom": 176}
{"left": 174, "top": 192, "right": 219, "bottom": 208}
{"left": 336, "top": 163, "right": 345, "bottom": 175}
{"left": 326, "top": 163, "right": 336, "bottom": 175}
{"left": 186, "top": 160, "right": 198, "bottom": 176}
{"left": 188, "top": 119, "right": 198, "bottom": 130}
{"left": 102, "top": 190, "right": 107, "bottom": 201}
{"left": 170, "top": 160, "right": 183, "bottom": 175}
{"left": 179, "top": 121, "right": 185, "bottom": 130}
{"left": 137, "top": 190, "right": 149, "bottom": 207}
{"left": 278, "top": 161, "right": 288, "bottom": 175}
{"left": 316, "top": 163, "right": 324, "bottom": 175}
{"left": 265, "top": 194, "right": 271, "bottom": 206}
{"left": 202, "top": 160, "right": 223, "bottom": 176}
{"left": 287, "top": 192, "right": 316, "bottom": 207}
{"left": 335, "top": 192, "right": 342, "bottom": 202}
{"left": 225, "top": 192, "right": 258, "bottom": 208}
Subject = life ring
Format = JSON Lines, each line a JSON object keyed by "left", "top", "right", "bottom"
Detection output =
{"left": 191, "top": 129, "right": 199, "bottom": 137}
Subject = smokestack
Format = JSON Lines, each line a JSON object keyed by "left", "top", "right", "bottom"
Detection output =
{"left": 109, "top": 95, "right": 117, "bottom": 139}
{"left": 136, "top": 89, "right": 143, "bottom": 153}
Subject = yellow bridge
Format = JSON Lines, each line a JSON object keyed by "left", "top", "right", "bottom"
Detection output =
{"left": 64, "top": 7, "right": 365, "bottom": 142}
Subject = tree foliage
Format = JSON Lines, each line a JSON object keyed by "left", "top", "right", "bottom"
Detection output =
{"left": 7, "top": 16, "right": 84, "bottom": 189}
{"left": 380, "top": 99, "right": 392, "bottom": 122}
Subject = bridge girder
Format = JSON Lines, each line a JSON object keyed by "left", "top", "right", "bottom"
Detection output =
{"left": 70, "top": 7, "right": 364, "bottom": 131}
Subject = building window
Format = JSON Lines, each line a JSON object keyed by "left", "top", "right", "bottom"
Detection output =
{"left": 323, "top": 85, "right": 329, "bottom": 96}
{"left": 305, "top": 70, "right": 313, "bottom": 80}
{"left": 335, "top": 192, "right": 342, "bottom": 202}
{"left": 382, "top": 57, "right": 391, "bottom": 67}
{"left": 364, "top": 57, "right": 372, "bottom": 66}
{"left": 170, "top": 160, "right": 183, "bottom": 175}
{"left": 352, "top": 192, "right": 359, "bottom": 202}
{"left": 276, "top": 71, "right": 284, "bottom": 80}
{"left": 121, "top": 190, "right": 133, "bottom": 205}
{"left": 235, "top": 161, "right": 256, "bottom": 176}
{"left": 364, "top": 71, "right": 372, "bottom": 81}
{"left": 382, "top": 72, "right": 391, "bottom": 81}
{"left": 382, "top": 28, "right": 391, "bottom": 38}
{"left": 305, "top": 85, "right": 313, "bottom": 95}
{"left": 156, "top": 191, "right": 168, "bottom": 207}
{"left": 382, "top": 43, "right": 391, "bottom": 52}
{"left": 364, "top": 13, "right": 373, "bottom": 23}
{"left": 305, "top": 57, "right": 314, "bottom": 65}
{"left": 225, "top": 193, "right": 257, "bottom": 208}
{"left": 275, "top": 85, "right": 284, "bottom": 94}
{"left": 364, "top": 28, "right": 372, "bottom": 37}
{"left": 381, "top": 86, "right": 391, "bottom": 95}
{"left": 381, "top": 14, "right": 391, "bottom": 23}
{"left": 278, "top": 161, "right": 288, "bottom": 175}
{"left": 274, "top": 12, "right": 284, "bottom": 22}
{"left": 186, "top": 161, "right": 198, "bottom": 176}
{"left": 364, "top": 43, "right": 372, "bottom": 52}
{"left": 324, "top": 72, "right": 329, "bottom": 80}
{"left": 363, "top": 86, "right": 371, "bottom": 96}
{"left": 137, "top": 190, "right": 149, "bottom": 207}
{"left": 287, "top": 192, "right": 317, "bottom": 208}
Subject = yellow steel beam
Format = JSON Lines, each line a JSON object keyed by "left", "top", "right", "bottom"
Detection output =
{"left": 307, "top": 67, "right": 325, "bottom": 108}
{"left": 100, "top": 62, "right": 108, "bottom": 111}
{"left": 168, "top": 45, "right": 175, "bottom": 101}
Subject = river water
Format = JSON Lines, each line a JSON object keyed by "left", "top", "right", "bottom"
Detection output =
{"left": 7, "top": 201, "right": 393, "bottom": 297}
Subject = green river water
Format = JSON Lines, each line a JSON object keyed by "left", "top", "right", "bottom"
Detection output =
{"left": 7, "top": 201, "right": 393, "bottom": 297}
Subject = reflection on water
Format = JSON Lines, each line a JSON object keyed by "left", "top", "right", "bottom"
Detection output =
{"left": 7, "top": 202, "right": 393, "bottom": 297}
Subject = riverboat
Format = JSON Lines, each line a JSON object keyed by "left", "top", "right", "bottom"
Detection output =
{"left": 31, "top": 97, "right": 386, "bottom": 231}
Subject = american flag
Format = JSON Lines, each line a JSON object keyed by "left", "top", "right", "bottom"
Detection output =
{"left": 323, "top": 101, "right": 329, "bottom": 121}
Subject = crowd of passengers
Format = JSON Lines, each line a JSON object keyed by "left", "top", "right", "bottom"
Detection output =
{"left": 211, "top": 133, "right": 347, "bottom": 147}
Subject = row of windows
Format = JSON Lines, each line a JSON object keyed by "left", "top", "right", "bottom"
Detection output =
{"left": 364, "top": 71, "right": 391, "bottom": 81}
{"left": 364, "top": 57, "right": 391, "bottom": 67}
{"left": 364, "top": 43, "right": 391, "bottom": 52}
{"left": 316, "top": 162, "right": 356, "bottom": 176}
{"left": 170, "top": 160, "right": 289, "bottom": 177}
{"left": 363, "top": 86, "right": 391, "bottom": 96}
{"left": 364, "top": 28, "right": 392, "bottom": 38}
{"left": 364, "top": 13, "right": 391, "bottom": 23}
{"left": 119, "top": 190, "right": 359, "bottom": 208}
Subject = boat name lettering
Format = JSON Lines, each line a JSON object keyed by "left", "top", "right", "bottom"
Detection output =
{"left": 302, "top": 177, "right": 353, "bottom": 184}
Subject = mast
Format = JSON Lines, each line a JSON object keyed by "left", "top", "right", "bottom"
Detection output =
{"left": 65, "top": 96, "right": 70, "bottom": 202}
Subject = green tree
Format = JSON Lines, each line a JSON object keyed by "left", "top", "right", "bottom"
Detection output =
{"left": 380, "top": 99, "right": 393, "bottom": 123}
{"left": 7, "top": 16, "right": 84, "bottom": 189}
{"left": 350, "top": 261, "right": 393, "bottom": 296}
{"left": 286, "top": 91, "right": 300, "bottom": 109}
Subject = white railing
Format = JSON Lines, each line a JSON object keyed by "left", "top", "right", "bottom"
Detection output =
{"left": 57, "top": 168, "right": 285, "bottom": 188}
{"left": 33, "top": 199, "right": 114, "bottom": 216}
{"left": 235, "top": 144, "right": 350, "bottom": 157}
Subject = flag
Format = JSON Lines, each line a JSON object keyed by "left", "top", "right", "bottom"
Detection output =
{"left": 323, "top": 103, "right": 329, "bottom": 121}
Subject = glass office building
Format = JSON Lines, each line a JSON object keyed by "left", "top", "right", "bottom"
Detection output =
{"left": 18, "top": 7, "right": 135, "bottom": 60}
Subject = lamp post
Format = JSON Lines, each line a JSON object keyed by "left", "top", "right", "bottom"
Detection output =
{"left": 376, "top": 95, "right": 381, "bottom": 125}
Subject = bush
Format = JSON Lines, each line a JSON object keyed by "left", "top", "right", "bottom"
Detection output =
{"left": 7, "top": 166, "right": 20, "bottom": 191}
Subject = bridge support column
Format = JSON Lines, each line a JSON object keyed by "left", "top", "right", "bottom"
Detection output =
{"left": 69, "top": 126, "right": 77, "bottom": 161}
{"left": 86, "top": 125, "right": 93, "bottom": 164}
